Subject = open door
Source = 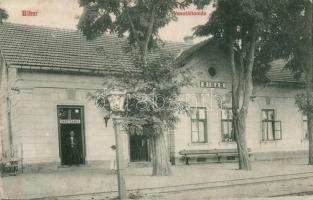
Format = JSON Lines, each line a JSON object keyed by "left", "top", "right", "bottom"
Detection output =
{"left": 130, "top": 134, "right": 150, "bottom": 162}
{"left": 129, "top": 126, "right": 150, "bottom": 162}
{"left": 57, "top": 106, "right": 85, "bottom": 165}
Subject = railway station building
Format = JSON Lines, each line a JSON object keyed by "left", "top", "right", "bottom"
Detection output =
{"left": 0, "top": 23, "right": 308, "bottom": 171}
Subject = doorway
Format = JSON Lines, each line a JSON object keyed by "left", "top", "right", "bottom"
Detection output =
{"left": 129, "top": 133, "right": 151, "bottom": 162}
{"left": 57, "top": 105, "right": 85, "bottom": 165}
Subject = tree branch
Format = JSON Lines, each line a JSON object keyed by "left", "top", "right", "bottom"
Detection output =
{"left": 229, "top": 35, "right": 240, "bottom": 109}
{"left": 143, "top": 3, "right": 157, "bottom": 60}
{"left": 241, "top": 23, "right": 257, "bottom": 113}
{"left": 229, "top": 36, "right": 236, "bottom": 81}
{"left": 123, "top": 0, "right": 140, "bottom": 46}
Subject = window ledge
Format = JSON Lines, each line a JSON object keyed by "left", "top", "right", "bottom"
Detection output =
{"left": 188, "top": 142, "right": 209, "bottom": 146}
{"left": 301, "top": 139, "right": 309, "bottom": 143}
{"left": 219, "top": 141, "right": 237, "bottom": 145}
{"left": 260, "top": 140, "right": 281, "bottom": 144}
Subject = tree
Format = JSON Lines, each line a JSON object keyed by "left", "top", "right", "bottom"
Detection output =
{"left": 0, "top": 8, "right": 8, "bottom": 23}
{"left": 259, "top": 0, "right": 313, "bottom": 164}
{"left": 78, "top": 0, "right": 191, "bottom": 175}
{"left": 78, "top": 0, "right": 191, "bottom": 64}
{"left": 193, "top": 0, "right": 276, "bottom": 170}
{"left": 91, "top": 52, "right": 191, "bottom": 176}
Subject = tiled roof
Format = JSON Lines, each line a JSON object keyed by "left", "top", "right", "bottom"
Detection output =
{"left": 0, "top": 23, "right": 302, "bottom": 84}
{"left": 0, "top": 23, "right": 190, "bottom": 73}
{"left": 266, "top": 59, "right": 304, "bottom": 84}
{"left": 176, "top": 38, "right": 212, "bottom": 63}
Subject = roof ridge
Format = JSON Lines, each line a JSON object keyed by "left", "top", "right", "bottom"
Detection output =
{"left": 2, "top": 22, "right": 79, "bottom": 32}
{"left": 1, "top": 22, "right": 193, "bottom": 46}
{"left": 1, "top": 22, "right": 121, "bottom": 40}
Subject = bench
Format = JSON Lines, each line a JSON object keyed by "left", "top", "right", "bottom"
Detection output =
{"left": 1, "top": 158, "right": 20, "bottom": 176}
{"left": 179, "top": 149, "right": 251, "bottom": 165}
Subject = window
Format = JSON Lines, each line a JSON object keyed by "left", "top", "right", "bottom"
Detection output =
{"left": 221, "top": 108, "right": 236, "bottom": 142}
{"left": 303, "top": 115, "right": 308, "bottom": 140}
{"left": 208, "top": 67, "right": 217, "bottom": 77}
{"left": 261, "top": 109, "right": 282, "bottom": 141}
{"left": 191, "top": 107, "right": 207, "bottom": 143}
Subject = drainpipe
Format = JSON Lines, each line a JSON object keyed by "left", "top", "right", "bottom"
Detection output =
{"left": 6, "top": 95, "right": 13, "bottom": 156}
{"left": 0, "top": 51, "right": 13, "bottom": 157}
{"left": 5, "top": 65, "right": 13, "bottom": 157}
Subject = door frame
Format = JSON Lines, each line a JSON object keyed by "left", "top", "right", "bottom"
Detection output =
{"left": 57, "top": 105, "right": 86, "bottom": 165}
{"left": 129, "top": 134, "right": 151, "bottom": 162}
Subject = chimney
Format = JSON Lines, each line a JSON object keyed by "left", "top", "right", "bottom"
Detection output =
{"left": 183, "top": 36, "right": 193, "bottom": 44}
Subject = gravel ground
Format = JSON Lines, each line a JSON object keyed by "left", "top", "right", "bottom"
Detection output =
{"left": 1, "top": 159, "right": 313, "bottom": 199}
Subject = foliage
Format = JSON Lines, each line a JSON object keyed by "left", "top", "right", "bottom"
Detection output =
{"left": 192, "top": 0, "right": 285, "bottom": 170}
{"left": 252, "top": 0, "right": 313, "bottom": 115}
{"left": 192, "top": 0, "right": 280, "bottom": 110}
{"left": 78, "top": 0, "right": 191, "bottom": 52}
{"left": 78, "top": 0, "right": 194, "bottom": 175}
{"left": 295, "top": 93, "right": 313, "bottom": 114}
{"left": 192, "top": 0, "right": 311, "bottom": 95}
{"left": 256, "top": 0, "right": 311, "bottom": 76}
{"left": 79, "top": 0, "right": 194, "bottom": 132}
{"left": 128, "top": 190, "right": 143, "bottom": 199}
{"left": 89, "top": 50, "right": 192, "bottom": 134}
{"left": 0, "top": 8, "right": 8, "bottom": 22}
{"left": 192, "top": 0, "right": 310, "bottom": 82}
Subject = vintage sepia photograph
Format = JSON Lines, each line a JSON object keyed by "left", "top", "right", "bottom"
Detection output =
{"left": 0, "top": 0, "right": 313, "bottom": 199}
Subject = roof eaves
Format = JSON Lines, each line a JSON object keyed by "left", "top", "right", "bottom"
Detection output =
{"left": 10, "top": 64, "right": 141, "bottom": 75}
{"left": 266, "top": 80, "right": 305, "bottom": 88}
{"left": 175, "top": 39, "right": 214, "bottom": 66}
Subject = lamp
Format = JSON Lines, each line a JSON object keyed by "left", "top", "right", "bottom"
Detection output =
{"left": 107, "top": 89, "right": 127, "bottom": 114}
{"left": 103, "top": 88, "right": 127, "bottom": 200}
{"left": 102, "top": 89, "right": 126, "bottom": 127}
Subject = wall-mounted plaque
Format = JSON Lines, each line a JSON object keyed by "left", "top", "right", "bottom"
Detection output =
{"left": 200, "top": 81, "right": 226, "bottom": 89}
{"left": 59, "top": 119, "right": 81, "bottom": 124}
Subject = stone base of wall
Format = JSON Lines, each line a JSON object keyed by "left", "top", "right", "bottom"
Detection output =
{"left": 19, "top": 160, "right": 110, "bottom": 174}
{"left": 250, "top": 150, "right": 308, "bottom": 161}
{"left": 84, "top": 160, "right": 111, "bottom": 168}
{"left": 18, "top": 159, "right": 133, "bottom": 174}
{"left": 11, "top": 150, "right": 308, "bottom": 173}
{"left": 18, "top": 162, "right": 59, "bottom": 174}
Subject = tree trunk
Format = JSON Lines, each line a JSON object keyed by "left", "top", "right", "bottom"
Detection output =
{"left": 231, "top": 73, "right": 252, "bottom": 170}
{"left": 228, "top": 28, "right": 255, "bottom": 171}
{"left": 150, "top": 131, "right": 172, "bottom": 176}
{"left": 233, "top": 108, "right": 251, "bottom": 170}
{"left": 306, "top": 62, "right": 313, "bottom": 165}
{"left": 308, "top": 107, "right": 313, "bottom": 165}
{"left": 305, "top": 0, "right": 313, "bottom": 165}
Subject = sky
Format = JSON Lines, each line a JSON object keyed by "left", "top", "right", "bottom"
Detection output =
{"left": 0, "top": 0, "right": 213, "bottom": 43}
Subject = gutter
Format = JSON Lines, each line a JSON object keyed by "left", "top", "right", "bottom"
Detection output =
{"left": 8, "top": 64, "right": 141, "bottom": 75}
{"left": 265, "top": 81, "right": 305, "bottom": 88}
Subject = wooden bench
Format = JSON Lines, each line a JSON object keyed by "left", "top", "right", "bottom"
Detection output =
{"left": 1, "top": 158, "right": 21, "bottom": 176}
{"left": 179, "top": 149, "right": 251, "bottom": 165}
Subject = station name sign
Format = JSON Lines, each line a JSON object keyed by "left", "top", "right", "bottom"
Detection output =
{"left": 200, "top": 81, "right": 226, "bottom": 89}
{"left": 59, "top": 119, "right": 81, "bottom": 124}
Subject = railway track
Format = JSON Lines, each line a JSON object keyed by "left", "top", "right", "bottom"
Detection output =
{"left": 30, "top": 171, "right": 313, "bottom": 200}
{"left": 272, "top": 190, "right": 313, "bottom": 197}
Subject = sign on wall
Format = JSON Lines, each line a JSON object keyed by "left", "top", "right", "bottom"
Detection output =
{"left": 200, "top": 81, "right": 226, "bottom": 89}
{"left": 59, "top": 119, "right": 81, "bottom": 124}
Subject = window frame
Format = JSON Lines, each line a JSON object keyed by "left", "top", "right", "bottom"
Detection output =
{"left": 261, "top": 109, "right": 282, "bottom": 141}
{"left": 221, "top": 108, "right": 236, "bottom": 142}
{"left": 190, "top": 107, "right": 208, "bottom": 143}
